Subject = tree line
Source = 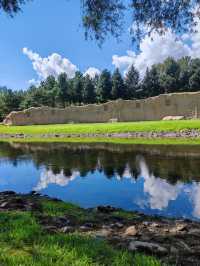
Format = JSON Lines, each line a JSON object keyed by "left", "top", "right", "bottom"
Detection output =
{"left": 0, "top": 56, "right": 200, "bottom": 121}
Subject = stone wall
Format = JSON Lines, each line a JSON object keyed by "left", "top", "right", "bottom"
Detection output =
{"left": 3, "top": 91, "right": 200, "bottom": 125}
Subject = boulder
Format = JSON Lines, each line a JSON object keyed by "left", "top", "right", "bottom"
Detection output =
{"left": 162, "top": 116, "right": 185, "bottom": 120}
{"left": 124, "top": 226, "right": 138, "bottom": 237}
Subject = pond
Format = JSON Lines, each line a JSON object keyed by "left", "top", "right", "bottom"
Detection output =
{"left": 0, "top": 141, "right": 200, "bottom": 221}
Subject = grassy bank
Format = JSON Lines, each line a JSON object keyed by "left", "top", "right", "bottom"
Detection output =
{"left": 1, "top": 120, "right": 200, "bottom": 135}
{"left": 0, "top": 196, "right": 162, "bottom": 266}
{"left": 1, "top": 120, "right": 200, "bottom": 145}
{"left": 1, "top": 137, "right": 200, "bottom": 145}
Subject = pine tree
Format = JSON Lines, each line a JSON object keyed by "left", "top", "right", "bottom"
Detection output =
{"left": 82, "top": 75, "right": 96, "bottom": 104}
{"left": 124, "top": 65, "right": 139, "bottom": 99}
{"left": 111, "top": 68, "right": 125, "bottom": 100}
{"left": 71, "top": 71, "right": 84, "bottom": 104}
{"left": 189, "top": 69, "right": 200, "bottom": 91}
{"left": 57, "top": 73, "right": 69, "bottom": 107}
{"left": 96, "top": 69, "right": 112, "bottom": 102}
{"left": 142, "top": 66, "right": 162, "bottom": 97}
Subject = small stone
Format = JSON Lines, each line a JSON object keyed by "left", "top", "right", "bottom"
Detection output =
{"left": 60, "top": 226, "right": 74, "bottom": 233}
{"left": 79, "top": 225, "right": 92, "bottom": 232}
{"left": 170, "top": 223, "right": 187, "bottom": 233}
{"left": 44, "top": 225, "right": 58, "bottom": 232}
{"left": 52, "top": 216, "right": 70, "bottom": 226}
{"left": 151, "top": 222, "right": 160, "bottom": 228}
{"left": 83, "top": 223, "right": 94, "bottom": 228}
{"left": 94, "top": 229, "right": 111, "bottom": 238}
{"left": 170, "top": 246, "right": 178, "bottom": 254}
{"left": 188, "top": 229, "right": 200, "bottom": 235}
{"left": 114, "top": 222, "right": 124, "bottom": 228}
{"left": 124, "top": 226, "right": 137, "bottom": 237}
{"left": 128, "top": 241, "right": 167, "bottom": 254}
{"left": 0, "top": 202, "right": 8, "bottom": 208}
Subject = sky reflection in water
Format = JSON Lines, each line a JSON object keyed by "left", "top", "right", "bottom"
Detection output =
{"left": 0, "top": 142, "right": 200, "bottom": 220}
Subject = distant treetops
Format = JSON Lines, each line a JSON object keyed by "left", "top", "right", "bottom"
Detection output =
{"left": 0, "top": 56, "right": 200, "bottom": 121}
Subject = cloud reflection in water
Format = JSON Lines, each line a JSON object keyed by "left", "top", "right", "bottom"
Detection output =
{"left": 34, "top": 170, "right": 80, "bottom": 191}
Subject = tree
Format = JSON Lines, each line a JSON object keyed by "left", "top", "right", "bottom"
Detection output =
{"left": 2, "top": 0, "right": 199, "bottom": 44}
{"left": 0, "top": 87, "right": 22, "bottom": 120}
{"left": 96, "top": 69, "right": 112, "bottom": 102}
{"left": 142, "top": 66, "right": 162, "bottom": 97}
{"left": 20, "top": 85, "right": 46, "bottom": 109}
{"left": 82, "top": 75, "right": 96, "bottom": 104}
{"left": 71, "top": 71, "right": 84, "bottom": 104}
{"left": 41, "top": 75, "right": 57, "bottom": 107}
{"left": 189, "top": 69, "right": 200, "bottom": 91}
{"left": 124, "top": 65, "right": 139, "bottom": 99}
{"left": 0, "top": 0, "right": 28, "bottom": 15}
{"left": 57, "top": 73, "right": 69, "bottom": 107}
{"left": 111, "top": 68, "right": 125, "bottom": 100}
{"left": 178, "top": 57, "right": 192, "bottom": 91}
{"left": 159, "top": 57, "right": 180, "bottom": 93}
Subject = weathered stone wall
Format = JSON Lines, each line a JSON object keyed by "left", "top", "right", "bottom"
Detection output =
{"left": 3, "top": 91, "right": 200, "bottom": 125}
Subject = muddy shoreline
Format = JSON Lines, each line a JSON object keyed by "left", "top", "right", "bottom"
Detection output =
{"left": 1, "top": 191, "right": 200, "bottom": 265}
{"left": 1, "top": 129, "right": 200, "bottom": 139}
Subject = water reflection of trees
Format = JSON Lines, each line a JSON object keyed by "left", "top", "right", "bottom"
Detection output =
{"left": 2, "top": 142, "right": 200, "bottom": 218}
{"left": 1, "top": 142, "right": 200, "bottom": 183}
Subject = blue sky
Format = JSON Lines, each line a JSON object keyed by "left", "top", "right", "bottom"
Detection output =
{"left": 0, "top": 0, "right": 199, "bottom": 90}
{"left": 0, "top": 0, "right": 133, "bottom": 90}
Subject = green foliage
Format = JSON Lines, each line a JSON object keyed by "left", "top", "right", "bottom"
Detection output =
{"left": 57, "top": 73, "right": 69, "bottom": 107}
{"left": 82, "top": 0, "right": 199, "bottom": 44}
{"left": 125, "top": 65, "right": 140, "bottom": 99}
{"left": 82, "top": 75, "right": 96, "bottom": 104}
{"left": 111, "top": 68, "right": 125, "bottom": 100}
{"left": 96, "top": 69, "right": 112, "bottom": 102}
{"left": 0, "top": 87, "right": 23, "bottom": 121}
{"left": 142, "top": 67, "right": 162, "bottom": 98}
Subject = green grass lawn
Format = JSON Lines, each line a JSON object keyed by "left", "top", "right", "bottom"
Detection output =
{"left": 1, "top": 120, "right": 200, "bottom": 135}
{"left": 0, "top": 198, "right": 163, "bottom": 266}
{"left": 1, "top": 120, "right": 200, "bottom": 145}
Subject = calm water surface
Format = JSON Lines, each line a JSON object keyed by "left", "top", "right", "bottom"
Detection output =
{"left": 0, "top": 142, "right": 200, "bottom": 220}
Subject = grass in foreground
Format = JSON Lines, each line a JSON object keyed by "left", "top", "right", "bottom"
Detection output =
{"left": 0, "top": 198, "right": 163, "bottom": 266}
{"left": 1, "top": 120, "right": 200, "bottom": 135}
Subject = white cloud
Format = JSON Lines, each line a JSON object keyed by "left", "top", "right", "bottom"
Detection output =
{"left": 112, "top": 51, "right": 136, "bottom": 70}
{"left": 190, "top": 183, "right": 200, "bottom": 218}
{"left": 112, "top": 21, "right": 200, "bottom": 77}
{"left": 139, "top": 157, "right": 183, "bottom": 210}
{"left": 23, "top": 48, "right": 102, "bottom": 83}
{"left": 34, "top": 169, "right": 80, "bottom": 191}
{"left": 23, "top": 47, "right": 78, "bottom": 81}
{"left": 28, "top": 78, "right": 40, "bottom": 86}
{"left": 84, "top": 67, "right": 101, "bottom": 79}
